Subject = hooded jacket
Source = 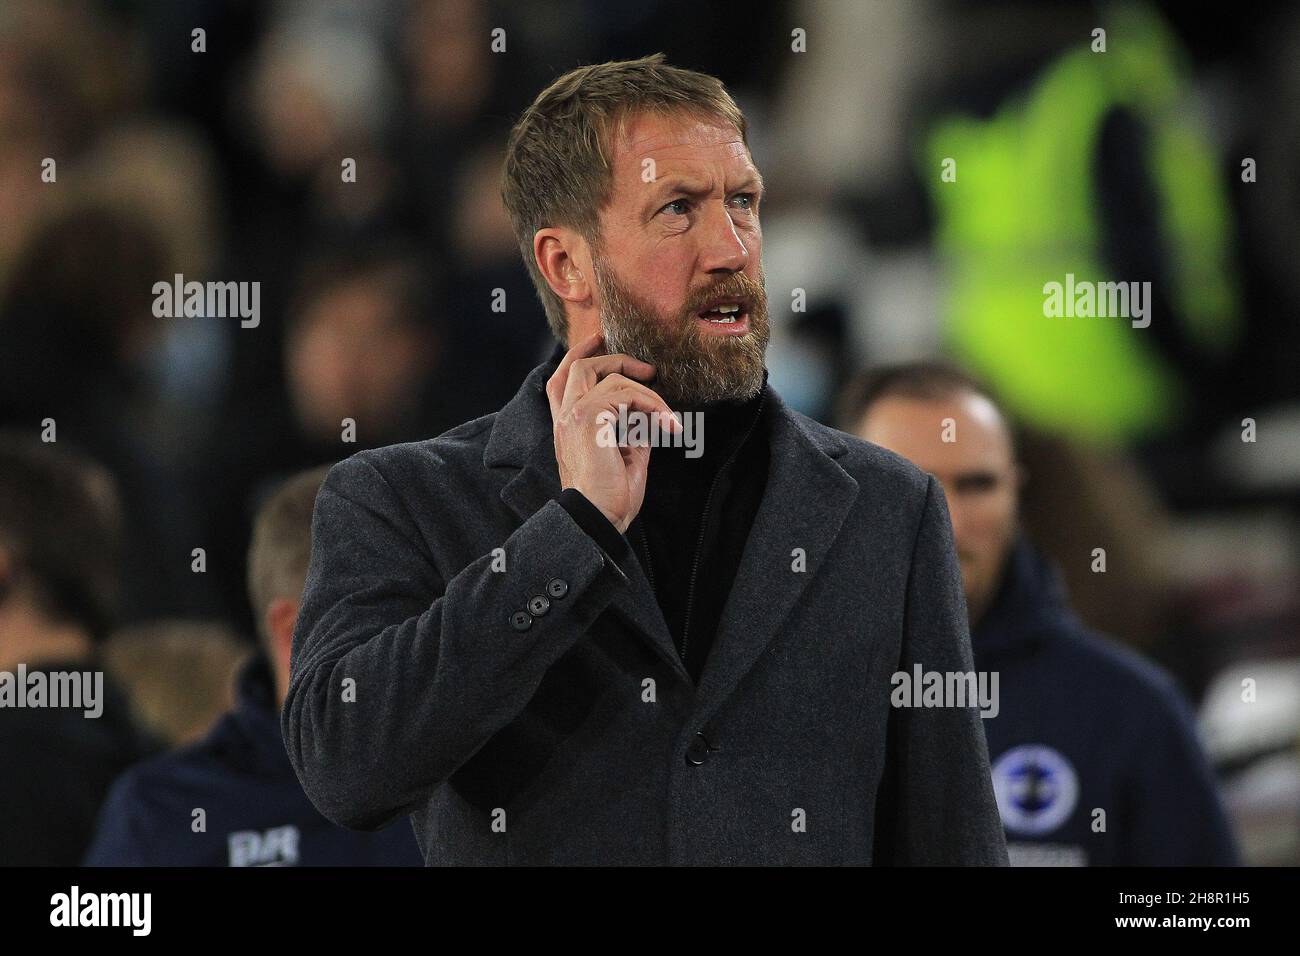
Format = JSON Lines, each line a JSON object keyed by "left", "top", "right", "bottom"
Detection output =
{"left": 83, "top": 653, "right": 421, "bottom": 866}
{"left": 973, "top": 538, "right": 1239, "bottom": 865}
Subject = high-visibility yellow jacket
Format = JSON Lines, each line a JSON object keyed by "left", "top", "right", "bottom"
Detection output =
{"left": 923, "top": 5, "right": 1239, "bottom": 441}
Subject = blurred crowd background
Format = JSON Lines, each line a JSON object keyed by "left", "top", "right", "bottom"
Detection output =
{"left": 0, "top": 0, "right": 1296, "bottom": 865}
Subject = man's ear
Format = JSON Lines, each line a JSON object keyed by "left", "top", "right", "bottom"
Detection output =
{"left": 534, "top": 227, "right": 592, "bottom": 307}
{"left": 265, "top": 597, "right": 299, "bottom": 671}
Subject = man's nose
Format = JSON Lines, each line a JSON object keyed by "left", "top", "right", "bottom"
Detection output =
{"left": 947, "top": 504, "right": 972, "bottom": 555}
{"left": 935, "top": 484, "right": 967, "bottom": 548}
{"left": 698, "top": 200, "right": 748, "bottom": 273}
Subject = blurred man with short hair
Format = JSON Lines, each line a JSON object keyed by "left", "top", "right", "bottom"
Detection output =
{"left": 84, "top": 467, "right": 421, "bottom": 866}
{"left": 0, "top": 432, "right": 158, "bottom": 865}
{"left": 845, "top": 362, "right": 1239, "bottom": 865}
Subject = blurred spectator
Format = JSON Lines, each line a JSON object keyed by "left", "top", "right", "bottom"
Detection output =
{"left": 201, "top": 244, "right": 464, "bottom": 635}
{"left": 283, "top": 251, "right": 444, "bottom": 446}
{"left": 398, "top": 0, "right": 521, "bottom": 262}
{"left": 221, "top": 15, "right": 408, "bottom": 418}
{"left": 445, "top": 134, "right": 552, "bottom": 401}
{"left": 0, "top": 432, "right": 161, "bottom": 865}
{"left": 79, "top": 121, "right": 229, "bottom": 425}
{"left": 102, "top": 621, "right": 250, "bottom": 749}
{"left": 84, "top": 466, "right": 422, "bottom": 866}
{"left": 0, "top": 200, "right": 224, "bottom": 623}
{"left": 843, "top": 363, "right": 1239, "bottom": 865}
{"left": 0, "top": 0, "right": 146, "bottom": 279}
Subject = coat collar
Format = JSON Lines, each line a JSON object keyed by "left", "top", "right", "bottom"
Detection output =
{"left": 483, "top": 350, "right": 859, "bottom": 720}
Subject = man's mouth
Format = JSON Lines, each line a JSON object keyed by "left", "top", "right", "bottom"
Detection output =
{"left": 695, "top": 300, "right": 751, "bottom": 335}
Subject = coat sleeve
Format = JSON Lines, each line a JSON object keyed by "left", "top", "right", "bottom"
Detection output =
{"left": 282, "top": 453, "right": 631, "bottom": 830}
{"left": 873, "top": 474, "right": 1010, "bottom": 865}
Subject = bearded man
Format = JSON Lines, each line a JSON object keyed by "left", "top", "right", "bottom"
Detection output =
{"left": 283, "top": 54, "right": 1008, "bottom": 866}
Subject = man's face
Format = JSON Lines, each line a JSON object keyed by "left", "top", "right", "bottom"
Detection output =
{"left": 286, "top": 278, "right": 436, "bottom": 441}
{"left": 591, "top": 110, "right": 769, "bottom": 406}
{"left": 857, "top": 392, "right": 1020, "bottom": 626}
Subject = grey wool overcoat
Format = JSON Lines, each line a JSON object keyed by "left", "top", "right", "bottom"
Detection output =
{"left": 283, "top": 355, "right": 1009, "bottom": 866}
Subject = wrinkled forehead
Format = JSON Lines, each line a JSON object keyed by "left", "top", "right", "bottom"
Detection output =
{"left": 607, "top": 109, "right": 756, "bottom": 186}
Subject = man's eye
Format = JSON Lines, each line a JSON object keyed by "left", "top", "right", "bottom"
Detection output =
{"left": 730, "top": 193, "right": 756, "bottom": 209}
{"left": 661, "top": 199, "right": 690, "bottom": 216}
{"left": 955, "top": 474, "right": 998, "bottom": 494}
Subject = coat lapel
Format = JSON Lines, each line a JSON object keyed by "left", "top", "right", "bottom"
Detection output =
{"left": 691, "top": 391, "right": 860, "bottom": 727}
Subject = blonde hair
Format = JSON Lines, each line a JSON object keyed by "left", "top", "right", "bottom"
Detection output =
{"left": 501, "top": 54, "right": 748, "bottom": 342}
{"left": 246, "top": 465, "right": 331, "bottom": 648}
{"left": 103, "top": 621, "right": 248, "bottom": 747}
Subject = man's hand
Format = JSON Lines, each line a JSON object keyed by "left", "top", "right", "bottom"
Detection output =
{"left": 546, "top": 331, "right": 680, "bottom": 533}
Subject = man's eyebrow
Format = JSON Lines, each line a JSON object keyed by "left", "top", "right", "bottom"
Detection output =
{"left": 953, "top": 470, "right": 999, "bottom": 486}
{"left": 648, "top": 174, "right": 766, "bottom": 201}
{"left": 652, "top": 178, "right": 711, "bottom": 199}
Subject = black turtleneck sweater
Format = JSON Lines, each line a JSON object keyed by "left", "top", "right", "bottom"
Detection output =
{"left": 557, "top": 374, "right": 771, "bottom": 684}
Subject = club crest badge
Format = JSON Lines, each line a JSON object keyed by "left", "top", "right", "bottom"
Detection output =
{"left": 992, "top": 744, "right": 1079, "bottom": 836}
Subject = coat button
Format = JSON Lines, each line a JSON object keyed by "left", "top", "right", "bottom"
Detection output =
{"left": 546, "top": 578, "right": 568, "bottom": 599}
{"left": 685, "top": 732, "right": 713, "bottom": 766}
{"left": 510, "top": 610, "right": 532, "bottom": 632}
{"left": 527, "top": 594, "right": 551, "bottom": 616}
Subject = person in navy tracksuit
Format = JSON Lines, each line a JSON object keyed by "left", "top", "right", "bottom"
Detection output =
{"left": 84, "top": 467, "right": 421, "bottom": 866}
{"left": 846, "top": 362, "right": 1238, "bottom": 865}
{"left": 966, "top": 535, "right": 1237, "bottom": 865}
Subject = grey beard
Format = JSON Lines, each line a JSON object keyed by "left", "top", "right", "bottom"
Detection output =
{"left": 604, "top": 324, "right": 766, "bottom": 406}
{"left": 595, "top": 266, "right": 769, "bottom": 406}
